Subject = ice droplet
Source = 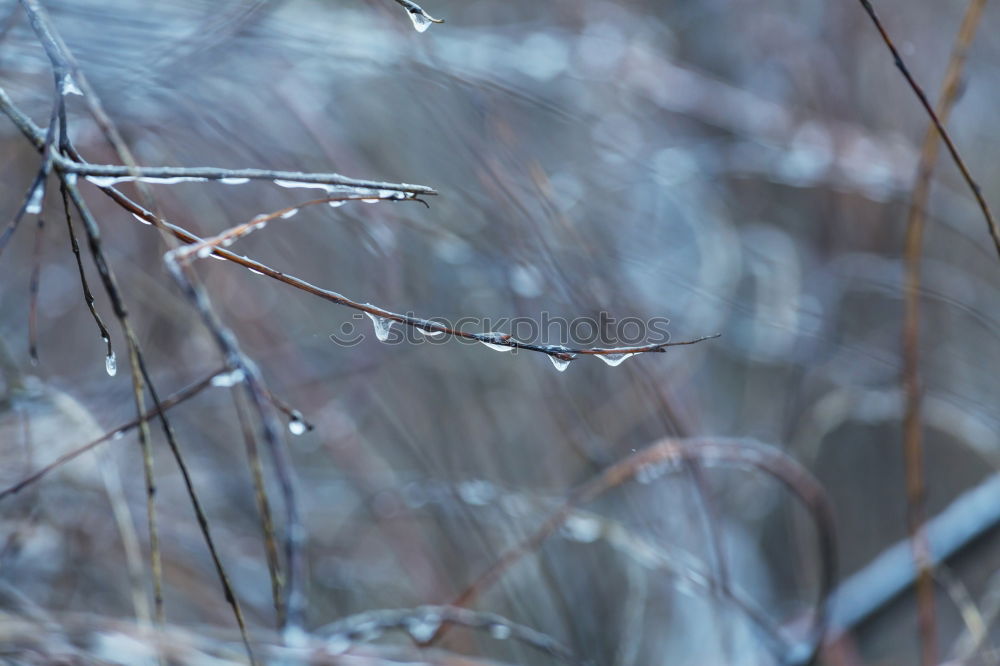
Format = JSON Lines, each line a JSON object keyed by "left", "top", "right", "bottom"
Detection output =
{"left": 288, "top": 416, "right": 308, "bottom": 436}
{"left": 378, "top": 189, "right": 406, "bottom": 200}
{"left": 196, "top": 245, "right": 214, "bottom": 259}
{"left": 220, "top": 177, "right": 250, "bottom": 185}
{"left": 61, "top": 75, "right": 83, "bottom": 96}
{"left": 597, "top": 352, "right": 635, "bottom": 367}
{"left": 86, "top": 175, "right": 128, "bottom": 187}
{"left": 549, "top": 355, "right": 573, "bottom": 372}
{"left": 406, "top": 613, "right": 442, "bottom": 642}
{"left": 105, "top": 350, "right": 117, "bottom": 376}
{"left": 416, "top": 327, "right": 444, "bottom": 338}
{"left": 361, "top": 198, "right": 380, "bottom": 204}
{"left": 365, "top": 312, "right": 395, "bottom": 342}
{"left": 273, "top": 179, "right": 333, "bottom": 191}
{"left": 211, "top": 368, "right": 245, "bottom": 387}
{"left": 489, "top": 624, "right": 512, "bottom": 640}
{"left": 406, "top": 7, "right": 441, "bottom": 33}
{"left": 561, "top": 514, "right": 601, "bottom": 543}
{"left": 280, "top": 208, "right": 299, "bottom": 219}
{"left": 328, "top": 200, "right": 346, "bottom": 208}
{"left": 137, "top": 176, "right": 208, "bottom": 184}
{"left": 25, "top": 183, "right": 44, "bottom": 215}
{"left": 480, "top": 333, "right": 512, "bottom": 352}
{"left": 131, "top": 213, "right": 152, "bottom": 226}
{"left": 247, "top": 267, "right": 265, "bottom": 276}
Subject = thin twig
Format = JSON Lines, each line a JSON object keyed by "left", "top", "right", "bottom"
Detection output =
{"left": 856, "top": 0, "right": 1000, "bottom": 261}
{"left": 0, "top": 369, "right": 222, "bottom": 501}
{"left": 57, "top": 181, "right": 114, "bottom": 362}
{"left": 27, "top": 216, "right": 44, "bottom": 364}
{"left": 392, "top": 0, "right": 445, "bottom": 28}
{"left": 124, "top": 338, "right": 165, "bottom": 629}
{"left": 231, "top": 388, "right": 286, "bottom": 629}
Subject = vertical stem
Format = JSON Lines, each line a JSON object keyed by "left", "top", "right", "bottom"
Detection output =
{"left": 900, "top": 2, "right": 987, "bottom": 665}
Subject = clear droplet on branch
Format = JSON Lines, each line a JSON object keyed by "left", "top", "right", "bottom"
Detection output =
{"left": 61, "top": 75, "right": 83, "bottom": 96}
{"left": 404, "top": 4, "right": 443, "bottom": 33}
{"left": 365, "top": 312, "right": 395, "bottom": 342}
{"left": 280, "top": 208, "right": 299, "bottom": 219}
{"left": 85, "top": 175, "right": 128, "bottom": 187}
{"left": 25, "top": 183, "right": 44, "bottom": 215}
{"left": 211, "top": 368, "right": 245, "bottom": 387}
{"left": 220, "top": 177, "right": 250, "bottom": 185}
{"left": 549, "top": 355, "right": 573, "bottom": 372}
{"left": 597, "top": 352, "right": 635, "bottom": 367}
{"left": 105, "top": 350, "right": 117, "bottom": 376}
{"left": 288, "top": 416, "right": 308, "bottom": 436}
{"left": 273, "top": 179, "right": 334, "bottom": 192}
{"left": 416, "top": 327, "right": 444, "bottom": 338}
{"left": 480, "top": 333, "right": 512, "bottom": 352}
{"left": 137, "top": 176, "right": 208, "bottom": 184}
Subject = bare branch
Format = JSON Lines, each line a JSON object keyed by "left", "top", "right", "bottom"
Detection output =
{"left": 856, "top": 0, "right": 1000, "bottom": 261}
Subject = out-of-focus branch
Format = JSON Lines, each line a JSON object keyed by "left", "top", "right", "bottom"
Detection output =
{"left": 898, "top": 2, "right": 987, "bottom": 664}
{"left": 431, "top": 438, "right": 836, "bottom": 665}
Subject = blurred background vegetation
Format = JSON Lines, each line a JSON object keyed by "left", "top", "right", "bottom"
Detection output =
{"left": 2, "top": 0, "right": 1000, "bottom": 664}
